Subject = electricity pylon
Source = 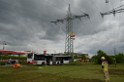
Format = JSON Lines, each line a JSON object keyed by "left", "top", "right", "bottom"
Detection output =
{"left": 51, "top": 4, "right": 89, "bottom": 59}
{"left": 100, "top": 5, "right": 124, "bottom": 17}
{"left": 100, "top": 4, "right": 124, "bottom": 67}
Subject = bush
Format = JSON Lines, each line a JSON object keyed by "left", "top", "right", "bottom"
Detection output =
{"left": 91, "top": 50, "right": 113, "bottom": 64}
{"left": 0, "top": 56, "right": 27, "bottom": 65}
{"left": 0, "top": 62, "right": 6, "bottom": 65}
{"left": 19, "top": 60, "right": 27, "bottom": 65}
{"left": 0, "top": 56, "right": 26, "bottom": 60}
{"left": 115, "top": 53, "right": 124, "bottom": 63}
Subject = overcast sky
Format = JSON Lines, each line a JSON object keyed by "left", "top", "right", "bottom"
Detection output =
{"left": 0, "top": 0, "right": 124, "bottom": 56}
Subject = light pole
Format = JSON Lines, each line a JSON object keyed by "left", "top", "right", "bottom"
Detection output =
{"left": 0, "top": 41, "right": 7, "bottom": 50}
{"left": 2, "top": 41, "right": 7, "bottom": 50}
{"left": 0, "top": 41, "right": 7, "bottom": 64}
{"left": 114, "top": 48, "right": 116, "bottom": 67}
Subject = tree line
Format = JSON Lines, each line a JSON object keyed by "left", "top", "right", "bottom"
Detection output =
{"left": 91, "top": 50, "right": 124, "bottom": 64}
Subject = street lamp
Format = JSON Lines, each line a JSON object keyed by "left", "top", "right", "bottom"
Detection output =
{"left": 3, "top": 41, "right": 7, "bottom": 50}
{"left": 0, "top": 41, "right": 7, "bottom": 64}
{"left": 0, "top": 41, "right": 7, "bottom": 50}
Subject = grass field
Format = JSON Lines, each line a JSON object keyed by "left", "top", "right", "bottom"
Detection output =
{"left": 0, "top": 63, "right": 124, "bottom": 82}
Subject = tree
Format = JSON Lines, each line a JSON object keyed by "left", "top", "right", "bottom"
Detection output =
{"left": 115, "top": 53, "right": 124, "bottom": 63}
{"left": 91, "top": 55, "right": 97, "bottom": 63}
{"left": 91, "top": 50, "right": 113, "bottom": 64}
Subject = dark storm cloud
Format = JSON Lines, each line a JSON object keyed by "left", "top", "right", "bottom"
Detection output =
{"left": 0, "top": 0, "right": 67, "bottom": 51}
{"left": 0, "top": 0, "right": 124, "bottom": 55}
{"left": 0, "top": 0, "right": 40, "bottom": 48}
{"left": 68, "top": 0, "right": 105, "bottom": 36}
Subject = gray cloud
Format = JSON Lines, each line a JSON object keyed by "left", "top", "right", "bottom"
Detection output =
{"left": 0, "top": 0, "right": 124, "bottom": 55}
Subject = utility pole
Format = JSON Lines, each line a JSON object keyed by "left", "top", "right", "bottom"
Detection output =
{"left": 0, "top": 41, "right": 7, "bottom": 50}
{"left": 51, "top": 4, "right": 89, "bottom": 61}
{"left": 100, "top": 4, "right": 124, "bottom": 67}
{"left": 3, "top": 41, "right": 7, "bottom": 50}
{"left": 0, "top": 41, "right": 7, "bottom": 64}
{"left": 114, "top": 47, "right": 117, "bottom": 67}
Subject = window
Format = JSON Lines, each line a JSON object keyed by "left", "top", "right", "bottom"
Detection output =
{"left": 34, "top": 54, "right": 45, "bottom": 60}
{"left": 27, "top": 53, "right": 33, "bottom": 58}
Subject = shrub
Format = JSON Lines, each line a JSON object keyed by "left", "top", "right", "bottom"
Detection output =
{"left": 0, "top": 62, "right": 6, "bottom": 65}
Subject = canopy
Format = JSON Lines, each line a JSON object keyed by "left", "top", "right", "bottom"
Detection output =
{"left": 0, "top": 50, "right": 25, "bottom": 55}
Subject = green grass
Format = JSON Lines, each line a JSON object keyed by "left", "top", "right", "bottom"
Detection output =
{"left": 0, "top": 63, "right": 124, "bottom": 82}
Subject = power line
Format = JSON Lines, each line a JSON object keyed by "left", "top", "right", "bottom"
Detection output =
{"left": 100, "top": 0, "right": 124, "bottom": 17}
{"left": 100, "top": 5, "right": 124, "bottom": 17}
